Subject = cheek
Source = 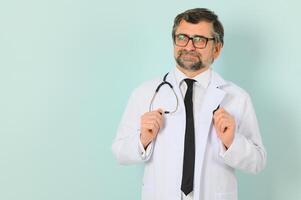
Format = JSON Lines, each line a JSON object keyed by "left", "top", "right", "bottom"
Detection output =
{"left": 174, "top": 47, "right": 181, "bottom": 57}
{"left": 201, "top": 50, "right": 213, "bottom": 59}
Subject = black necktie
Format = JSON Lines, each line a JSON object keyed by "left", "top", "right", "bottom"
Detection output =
{"left": 181, "top": 78, "right": 196, "bottom": 196}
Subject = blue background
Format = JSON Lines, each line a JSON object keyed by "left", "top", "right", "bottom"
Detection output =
{"left": 0, "top": 0, "right": 300, "bottom": 199}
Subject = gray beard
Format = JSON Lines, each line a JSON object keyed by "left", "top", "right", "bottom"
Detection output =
{"left": 176, "top": 57, "right": 204, "bottom": 71}
{"left": 175, "top": 50, "right": 206, "bottom": 71}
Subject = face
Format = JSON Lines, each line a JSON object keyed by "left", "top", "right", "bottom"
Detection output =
{"left": 173, "top": 20, "right": 222, "bottom": 72}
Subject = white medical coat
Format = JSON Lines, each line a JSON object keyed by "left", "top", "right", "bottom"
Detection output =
{"left": 112, "top": 69, "right": 266, "bottom": 200}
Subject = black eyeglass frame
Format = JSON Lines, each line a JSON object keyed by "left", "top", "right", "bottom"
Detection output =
{"left": 174, "top": 33, "right": 215, "bottom": 49}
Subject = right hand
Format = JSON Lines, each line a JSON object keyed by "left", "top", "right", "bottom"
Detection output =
{"left": 140, "top": 109, "right": 164, "bottom": 149}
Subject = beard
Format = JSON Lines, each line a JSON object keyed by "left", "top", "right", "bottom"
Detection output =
{"left": 175, "top": 50, "right": 206, "bottom": 71}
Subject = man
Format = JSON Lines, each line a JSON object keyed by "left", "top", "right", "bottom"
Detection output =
{"left": 112, "top": 8, "right": 266, "bottom": 200}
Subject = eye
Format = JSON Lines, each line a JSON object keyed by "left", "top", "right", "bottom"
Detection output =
{"left": 193, "top": 36, "right": 206, "bottom": 42}
{"left": 177, "top": 34, "right": 187, "bottom": 41}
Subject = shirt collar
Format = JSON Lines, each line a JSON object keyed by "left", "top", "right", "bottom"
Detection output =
{"left": 174, "top": 66, "right": 211, "bottom": 89}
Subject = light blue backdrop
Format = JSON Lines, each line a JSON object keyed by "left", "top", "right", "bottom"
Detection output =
{"left": 0, "top": 0, "right": 300, "bottom": 199}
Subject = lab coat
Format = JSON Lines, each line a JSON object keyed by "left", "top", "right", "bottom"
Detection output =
{"left": 112, "top": 69, "right": 266, "bottom": 200}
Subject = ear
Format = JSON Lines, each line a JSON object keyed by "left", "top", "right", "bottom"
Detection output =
{"left": 213, "top": 43, "right": 223, "bottom": 59}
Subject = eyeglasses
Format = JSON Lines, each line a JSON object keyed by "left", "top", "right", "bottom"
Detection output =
{"left": 174, "top": 33, "right": 215, "bottom": 49}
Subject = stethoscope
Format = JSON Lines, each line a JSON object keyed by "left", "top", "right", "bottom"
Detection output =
{"left": 149, "top": 73, "right": 179, "bottom": 115}
{"left": 149, "top": 72, "right": 220, "bottom": 115}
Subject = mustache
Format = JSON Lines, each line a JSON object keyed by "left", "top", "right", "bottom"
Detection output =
{"left": 178, "top": 50, "right": 201, "bottom": 58}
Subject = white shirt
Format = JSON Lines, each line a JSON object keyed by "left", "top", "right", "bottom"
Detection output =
{"left": 174, "top": 66, "right": 211, "bottom": 121}
{"left": 175, "top": 67, "right": 211, "bottom": 200}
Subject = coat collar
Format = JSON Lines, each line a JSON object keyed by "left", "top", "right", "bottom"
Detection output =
{"left": 174, "top": 67, "right": 211, "bottom": 89}
{"left": 167, "top": 67, "right": 228, "bottom": 90}
{"left": 210, "top": 69, "right": 228, "bottom": 89}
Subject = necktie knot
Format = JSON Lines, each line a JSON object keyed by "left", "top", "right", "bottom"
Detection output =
{"left": 184, "top": 78, "right": 196, "bottom": 89}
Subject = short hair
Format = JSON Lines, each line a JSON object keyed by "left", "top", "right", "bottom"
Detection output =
{"left": 172, "top": 8, "right": 224, "bottom": 45}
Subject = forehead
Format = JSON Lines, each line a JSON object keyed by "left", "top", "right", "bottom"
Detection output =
{"left": 175, "top": 20, "right": 213, "bottom": 37}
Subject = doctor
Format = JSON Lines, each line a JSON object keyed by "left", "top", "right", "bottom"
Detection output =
{"left": 112, "top": 8, "right": 266, "bottom": 200}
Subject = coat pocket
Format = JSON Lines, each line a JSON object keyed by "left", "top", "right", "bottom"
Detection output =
{"left": 215, "top": 192, "right": 237, "bottom": 200}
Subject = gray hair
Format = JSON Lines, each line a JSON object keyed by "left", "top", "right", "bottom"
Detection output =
{"left": 172, "top": 8, "right": 224, "bottom": 45}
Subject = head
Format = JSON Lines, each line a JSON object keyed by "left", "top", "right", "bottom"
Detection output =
{"left": 172, "top": 8, "right": 224, "bottom": 75}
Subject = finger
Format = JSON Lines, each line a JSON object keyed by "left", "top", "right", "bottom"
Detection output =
{"left": 153, "top": 116, "right": 163, "bottom": 129}
{"left": 144, "top": 111, "right": 163, "bottom": 124}
{"left": 142, "top": 114, "right": 162, "bottom": 127}
{"left": 214, "top": 107, "right": 230, "bottom": 117}
{"left": 157, "top": 108, "right": 164, "bottom": 115}
{"left": 148, "top": 114, "right": 164, "bottom": 129}
{"left": 150, "top": 111, "right": 164, "bottom": 121}
{"left": 213, "top": 116, "right": 222, "bottom": 134}
{"left": 225, "top": 120, "right": 234, "bottom": 131}
{"left": 214, "top": 108, "right": 228, "bottom": 117}
{"left": 213, "top": 107, "right": 224, "bottom": 115}
{"left": 220, "top": 121, "right": 228, "bottom": 133}
{"left": 142, "top": 111, "right": 162, "bottom": 123}
{"left": 214, "top": 113, "right": 227, "bottom": 126}
{"left": 151, "top": 118, "right": 161, "bottom": 131}
{"left": 146, "top": 111, "right": 164, "bottom": 127}
{"left": 143, "top": 120, "right": 160, "bottom": 131}
{"left": 213, "top": 109, "right": 223, "bottom": 122}
{"left": 223, "top": 118, "right": 233, "bottom": 131}
{"left": 149, "top": 109, "right": 164, "bottom": 116}
{"left": 154, "top": 109, "right": 164, "bottom": 120}
{"left": 143, "top": 123, "right": 159, "bottom": 133}
{"left": 215, "top": 114, "right": 234, "bottom": 131}
{"left": 141, "top": 113, "right": 161, "bottom": 134}
{"left": 216, "top": 117, "right": 228, "bottom": 134}
{"left": 143, "top": 109, "right": 162, "bottom": 117}
{"left": 216, "top": 119, "right": 223, "bottom": 134}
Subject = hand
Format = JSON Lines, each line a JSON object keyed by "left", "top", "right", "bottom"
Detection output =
{"left": 213, "top": 107, "right": 235, "bottom": 149}
{"left": 140, "top": 109, "right": 164, "bottom": 149}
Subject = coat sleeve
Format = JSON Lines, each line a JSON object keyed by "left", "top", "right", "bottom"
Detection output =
{"left": 112, "top": 88, "right": 154, "bottom": 165}
{"left": 219, "top": 94, "right": 267, "bottom": 174}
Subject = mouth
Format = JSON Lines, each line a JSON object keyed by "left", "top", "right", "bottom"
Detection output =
{"left": 180, "top": 53, "right": 200, "bottom": 62}
{"left": 182, "top": 54, "right": 197, "bottom": 59}
{"left": 179, "top": 50, "right": 200, "bottom": 57}
{"left": 175, "top": 52, "right": 204, "bottom": 71}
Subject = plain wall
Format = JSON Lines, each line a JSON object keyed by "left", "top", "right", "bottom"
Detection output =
{"left": 0, "top": 0, "right": 300, "bottom": 199}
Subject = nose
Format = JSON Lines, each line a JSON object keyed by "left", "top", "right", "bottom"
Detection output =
{"left": 185, "top": 39, "right": 196, "bottom": 51}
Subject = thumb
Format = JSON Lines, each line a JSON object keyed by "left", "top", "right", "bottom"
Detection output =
{"left": 157, "top": 108, "right": 164, "bottom": 115}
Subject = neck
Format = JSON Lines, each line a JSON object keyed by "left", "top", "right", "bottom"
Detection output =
{"left": 176, "top": 65, "right": 210, "bottom": 78}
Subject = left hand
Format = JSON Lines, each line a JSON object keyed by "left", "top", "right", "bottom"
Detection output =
{"left": 213, "top": 107, "right": 236, "bottom": 149}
